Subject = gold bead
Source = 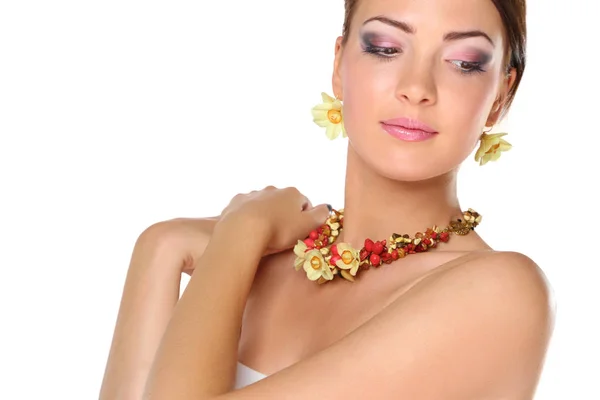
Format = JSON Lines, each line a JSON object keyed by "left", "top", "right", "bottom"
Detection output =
{"left": 340, "top": 270, "right": 355, "bottom": 282}
{"left": 310, "top": 256, "right": 322, "bottom": 270}
{"left": 341, "top": 250, "right": 353, "bottom": 265}
{"left": 327, "top": 109, "right": 342, "bottom": 124}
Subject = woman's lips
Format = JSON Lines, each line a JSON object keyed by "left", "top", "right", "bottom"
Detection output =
{"left": 380, "top": 117, "right": 438, "bottom": 142}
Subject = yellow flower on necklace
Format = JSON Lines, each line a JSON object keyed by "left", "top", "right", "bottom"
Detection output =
{"left": 334, "top": 243, "right": 360, "bottom": 277}
{"left": 303, "top": 249, "right": 334, "bottom": 281}
{"left": 293, "top": 240, "right": 308, "bottom": 271}
{"left": 311, "top": 92, "right": 347, "bottom": 140}
{"left": 474, "top": 132, "right": 512, "bottom": 166}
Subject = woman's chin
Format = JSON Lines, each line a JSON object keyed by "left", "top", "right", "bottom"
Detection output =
{"left": 365, "top": 152, "right": 459, "bottom": 183}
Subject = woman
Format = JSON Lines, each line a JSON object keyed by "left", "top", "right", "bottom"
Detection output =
{"left": 100, "top": 0, "right": 554, "bottom": 398}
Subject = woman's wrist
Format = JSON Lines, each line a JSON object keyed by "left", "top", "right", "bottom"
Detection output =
{"left": 214, "top": 213, "right": 271, "bottom": 251}
{"left": 210, "top": 216, "right": 270, "bottom": 263}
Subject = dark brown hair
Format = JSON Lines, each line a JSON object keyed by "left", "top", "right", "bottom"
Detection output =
{"left": 341, "top": 0, "right": 527, "bottom": 119}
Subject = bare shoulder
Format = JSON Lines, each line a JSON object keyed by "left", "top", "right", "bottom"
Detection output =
{"left": 220, "top": 250, "right": 556, "bottom": 399}
{"left": 418, "top": 250, "right": 556, "bottom": 333}
{"left": 441, "top": 250, "right": 555, "bottom": 310}
{"left": 405, "top": 249, "right": 556, "bottom": 395}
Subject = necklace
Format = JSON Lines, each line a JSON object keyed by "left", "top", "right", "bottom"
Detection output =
{"left": 293, "top": 208, "right": 482, "bottom": 284}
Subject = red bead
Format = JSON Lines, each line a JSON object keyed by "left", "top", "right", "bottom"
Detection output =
{"left": 364, "top": 239, "right": 374, "bottom": 252}
{"left": 391, "top": 249, "right": 399, "bottom": 260}
{"left": 309, "top": 230, "right": 319, "bottom": 240}
{"left": 331, "top": 244, "right": 339, "bottom": 256}
{"left": 322, "top": 237, "right": 329, "bottom": 245}
{"left": 330, "top": 254, "right": 341, "bottom": 266}
{"left": 423, "top": 238, "right": 431, "bottom": 246}
{"left": 359, "top": 248, "right": 370, "bottom": 261}
{"left": 430, "top": 232, "right": 438, "bottom": 240}
{"left": 381, "top": 252, "right": 393, "bottom": 264}
{"left": 372, "top": 241, "right": 384, "bottom": 255}
{"left": 440, "top": 232, "right": 450, "bottom": 242}
{"left": 303, "top": 238, "right": 315, "bottom": 248}
{"left": 370, "top": 254, "right": 381, "bottom": 266}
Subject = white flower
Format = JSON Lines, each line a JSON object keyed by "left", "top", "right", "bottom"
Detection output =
{"left": 334, "top": 243, "right": 360, "bottom": 276}
{"left": 292, "top": 240, "right": 308, "bottom": 271}
{"left": 475, "top": 132, "right": 512, "bottom": 166}
{"left": 311, "top": 92, "right": 347, "bottom": 140}
{"left": 303, "top": 249, "right": 334, "bottom": 281}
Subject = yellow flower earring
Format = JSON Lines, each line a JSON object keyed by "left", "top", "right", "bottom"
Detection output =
{"left": 311, "top": 92, "right": 347, "bottom": 140}
{"left": 474, "top": 128, "right": 512, "bottom": 166}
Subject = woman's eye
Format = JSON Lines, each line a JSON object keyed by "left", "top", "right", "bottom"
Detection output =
{"left": 450, "top": 60, "right": 485, "bottom": 75}
{"left": 363, "top": 45, "right": 401, "bottom": 59}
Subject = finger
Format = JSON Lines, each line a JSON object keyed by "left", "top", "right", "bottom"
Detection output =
{"left": 301, "top": 203, "right": 332, "bottom": 233}
{"left": 285, "top": 187, "right": 310, "bottom": 210}
{"left": 301, "top": 196, "right": 313, "bottom": 211}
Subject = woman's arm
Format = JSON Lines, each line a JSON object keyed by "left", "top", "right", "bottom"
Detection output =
{"left": 141, "top": 186, "right": 331, "bottom": 399}
{"left": 144, "top": 238, "right": 553, "bottom": 399}
{"left": 141, "top": 186, "right": 553, "bottom": 399}
{"left": 142, "top": 219, "right": 267, "bottom": 399}
{"left": 99, "top": 217, "right": 218, "bottom": 400}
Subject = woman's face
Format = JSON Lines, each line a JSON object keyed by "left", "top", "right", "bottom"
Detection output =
{"left": 333, "top": 0, "right": 515, "bottom": 181}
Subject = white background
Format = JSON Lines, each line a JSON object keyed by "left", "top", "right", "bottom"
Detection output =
{"left": 1, "top": 1, "right": 598, "bottom": 399}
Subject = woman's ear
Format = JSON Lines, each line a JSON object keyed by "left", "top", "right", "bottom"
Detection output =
{"left": 486, "top": 68, "right": 517, "bottom": 125}
{"left": 332, "top": 36, "right": 344, "bottom": 100}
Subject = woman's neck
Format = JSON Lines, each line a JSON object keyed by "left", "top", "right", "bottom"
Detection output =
{"left": 336, "top": 145, "right": 463, "bottom": 248}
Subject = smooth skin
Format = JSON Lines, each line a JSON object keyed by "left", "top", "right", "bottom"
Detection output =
{"left": 100, "top": 0, "right": 555, "bottom": 398}
{"left": 100, "top": 188, "right": 553, "bottom": 400}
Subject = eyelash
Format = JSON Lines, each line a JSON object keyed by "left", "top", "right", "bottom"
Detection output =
{"left": 362, "top": 44, "right": 486, "bottom": 75}
{"left": 449, "top": 60, "right": 486, "bottom": 75}
{"left": 362, "top": 44, "right": 400, "bottom": 62}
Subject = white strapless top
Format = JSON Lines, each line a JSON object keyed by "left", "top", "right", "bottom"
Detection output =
{"left": 234, "top": 362, "right": 267, "bottom": 389}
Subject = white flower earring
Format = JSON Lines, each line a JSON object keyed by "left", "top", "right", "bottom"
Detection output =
{"left": 474, "top": 127, "right": 512, "bottom": 166}
{"left": 311, "top": 92, "right": 347, "bottom": 140}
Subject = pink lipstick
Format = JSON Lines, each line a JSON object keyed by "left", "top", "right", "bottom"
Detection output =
{"left": 381, "top": 117, "right": 438, "bottom": 142}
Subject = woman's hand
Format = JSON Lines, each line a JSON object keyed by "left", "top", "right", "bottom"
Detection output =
{"left": 216, "top": 186, "right": 331, "bottom": 256}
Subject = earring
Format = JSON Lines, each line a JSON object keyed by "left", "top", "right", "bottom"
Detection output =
{"left": 311, "top": 92, "right": 347, "bottom": 140}
{"left": 474, "top": 127, "right": 512, "bottom": 166}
